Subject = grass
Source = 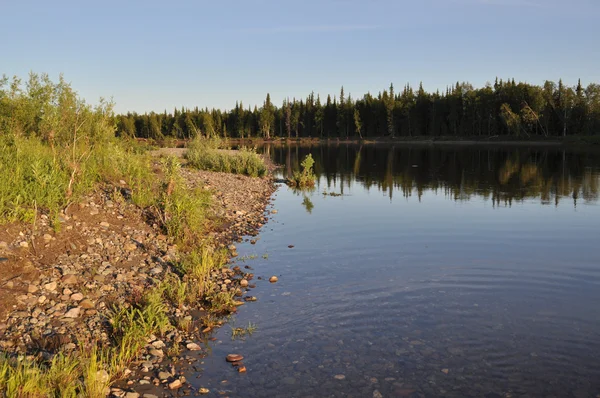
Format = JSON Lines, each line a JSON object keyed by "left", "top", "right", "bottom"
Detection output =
{"left": 158, "top": 156, "right": 212, "bottom": 246}
{"left": 185, "top": 137, "right": 267, "bottom": 177}
{"left": 230, "top": 322, "right": 257, "bottom": 341}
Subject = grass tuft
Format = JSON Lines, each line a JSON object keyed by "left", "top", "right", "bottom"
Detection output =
{"left": 185, "top": 137, "right": 267, "bottom": 177}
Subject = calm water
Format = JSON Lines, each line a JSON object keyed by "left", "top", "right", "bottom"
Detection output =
{"left": 191, "top": 144, "right": 600, "bottom": 398}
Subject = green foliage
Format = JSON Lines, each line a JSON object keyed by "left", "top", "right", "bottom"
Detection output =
{"left": 288, "top": 154, "right": 316, "bottom": 188}
{"left": 0, "top": 74, "right": 158, "bottom": 224}
{"left": 185, "top": 137, "right": 267, "bottom": 177}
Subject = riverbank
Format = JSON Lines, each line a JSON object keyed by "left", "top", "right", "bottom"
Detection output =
{"left": 0, "top": 154, "right": 276, "bottom": 396}
{"left": 149, "top": 135, "right": 600, "bottom": 150}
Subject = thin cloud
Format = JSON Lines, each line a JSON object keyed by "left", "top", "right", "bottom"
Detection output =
{"left": 240, "top": 25, "right": 382, "bottom": 34}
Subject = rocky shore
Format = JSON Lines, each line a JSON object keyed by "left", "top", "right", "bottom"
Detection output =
{"left": 0, "top": 157, "right": 277, "bottom": 396}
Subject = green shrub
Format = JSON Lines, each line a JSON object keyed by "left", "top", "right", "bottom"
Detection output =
{"left": 288, "top": 154, "right": 316, "bottom": 187}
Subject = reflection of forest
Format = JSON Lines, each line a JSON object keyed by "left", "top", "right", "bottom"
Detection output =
{"left": 272, "top": 144, "right": 600, "bottom": 207}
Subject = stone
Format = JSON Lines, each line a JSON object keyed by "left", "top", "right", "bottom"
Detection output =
{"left": 124, "top": 393, "right": 140, "bottom": 398}
{"left": 373, "top": 390, "right": 383, "bottom": 398}
{"left": 271, "top": 210, "right": 278, "bottom": 214}
{"left": 63, "top": 307, "right": 80, "bottom": 318}
{"left": 240, "top": 279, "right": 249, "bottom": 287}
{"left": 28, "top": 284, "right": 39, "bottom": 293}
{"left": 269, "top": 276, "right": 278, "bottom": 283}
{"left": 96, "top": 370, "right": 110, "bottom": 383}
{"left": 70, "top": 293, "right": 84, "bottom": 301}
{"left": 186, "top": 343, "right": 201, "bottom": 351}
{"left": 100, "top": 222, "right": 110, "bottom": 228}
{"left": 38, "top": 295, "right": 47, "bottom": 304}
{"left": 79, "top": 299, "right": 95, "bottom": 309}
{"left": 43, "top": 234, "right": 52, "bottom": 241}
{"left": 151, "top": 340, "right": 165, "bottom": 349}
{"left": 149, "top": 348, "right": 164, "bottom": 357}
{"left": 44, "top": 281, "right": 57, "bottom": 291}
{"left": 19, "top": 241, "right": 29, "bottom": 248}
{"left": 226, "top": 354, "right": 244, "bottom": 362}
{"left": 237, "top": 366, "right": 247, "bottom": 373}
{"left": 143, "top": 395, "right": 158, "bottom": 398}
{"left": 158, "top": 371, "right": 171, "bottom": 381}
{"left": 199, "top": 388, "right": 209, "bottom": 395}
{"left": 334, "top": 374, "right": 346, "bottom": 380}
{"left": 124, "top": 243, "right": 137, "bottom": 252}
{"left": 61, "top": 274, "right": 78, "bottom": 285}
{"left": 441, "top": 368, "right": 449, "bottom": 374}
{"left": 0, "top": 241, "right": 8, "bottom": 249}
{"left": 168, "top": 379, "right": 182, "bottom": 390}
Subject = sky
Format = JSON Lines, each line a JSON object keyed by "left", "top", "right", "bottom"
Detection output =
{"left": 1, "top": 0, "right": 599, "bottom": 114}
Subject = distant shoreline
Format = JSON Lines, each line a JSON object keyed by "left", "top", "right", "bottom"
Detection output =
{"left": 217, "top": 136, "right": 600, "bottom": 147}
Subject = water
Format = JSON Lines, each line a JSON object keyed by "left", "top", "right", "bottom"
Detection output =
{"left": 191, "top": 144, "right": 600, "bottom": 397}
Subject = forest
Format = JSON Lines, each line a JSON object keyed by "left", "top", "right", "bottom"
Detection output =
{"left": 116, "top": 78, "right": 600, "bottom": 140}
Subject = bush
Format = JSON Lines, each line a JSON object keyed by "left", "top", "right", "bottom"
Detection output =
{"left": 288, "top": 154, "right": 316, "bottom": 187}
{"left": 185, "top": 137, "right": 267, "bottom": 177}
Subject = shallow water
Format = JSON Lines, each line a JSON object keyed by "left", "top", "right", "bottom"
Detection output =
{"left": 191, "top": 144, "right": 600, "bottom": 397}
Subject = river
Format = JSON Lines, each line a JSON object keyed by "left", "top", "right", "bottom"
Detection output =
{"left": 191, "top": 143, "right": 600, "bottom": 398}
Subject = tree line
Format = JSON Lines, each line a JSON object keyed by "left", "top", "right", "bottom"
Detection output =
{"left": 117, "top": 78, "right": 600, "bottom": 140}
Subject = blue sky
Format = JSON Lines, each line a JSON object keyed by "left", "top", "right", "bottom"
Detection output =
{"left": 2, "top": 0, "right": 598, "bottom": 113}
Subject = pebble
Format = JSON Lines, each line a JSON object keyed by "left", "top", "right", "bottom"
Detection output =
{"left": 226, "top": 354, "right": 244, "bottom": 362}
{"left": 61, "top": 274, "right": 78, "bottom": 285}
{"left": 373, "top": 390, "right": 383, "bottom": 398}
{"left": 158, "top": 371, "right": 171, "bottom": 381}
{"left": 63, "top": 308, "right": 80, "bottom": 318}
{"left": 100, "top": 221, "right": 110, "bottom": 228}
{"left": 186, "top": 342, "right": 201, "bottom": 351}
{"left": 44, "top": 281, "right": 57, "bottom": 291}
{"left": 28, "top": 284, "right": 39, "bottom": 293}
{"left": 269, "top": 276, "right": 278, "bottom": 283}
{"left": 441, "top": 368, "right": 449, "bottom": 374}
{"left": 334, "top": 374, "right": 346, "bottom": 380}
{"left": 168, "top": 379, "right": 182, "bottom": 390}
{"left": 199, "top": 388, "right": 210, "bottom": 395}
{"left": 70, "top": 293, "right": 84, "bottom": 301}
{"left": 79, "top": 299, "right": 95, "bottom": 309}
{"left": 240, "top": 279, "right": 249, "bottom": 287}
{"left": 124, "top": 393, "right": 140, "bottom": 398}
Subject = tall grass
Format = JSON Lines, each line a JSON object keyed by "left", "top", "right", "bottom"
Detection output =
{"left": 159, "top": 156, "right": 212, "bottom": 245}
{"left": 185, "top": 137, "right": 267, "bottom": 177}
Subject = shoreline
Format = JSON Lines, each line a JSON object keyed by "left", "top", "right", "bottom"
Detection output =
{"left": 151, "top": 135, "right": 600, "bottom": 149}
{"left": 0, "top": 155, "right": 277, "bottom": 396}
